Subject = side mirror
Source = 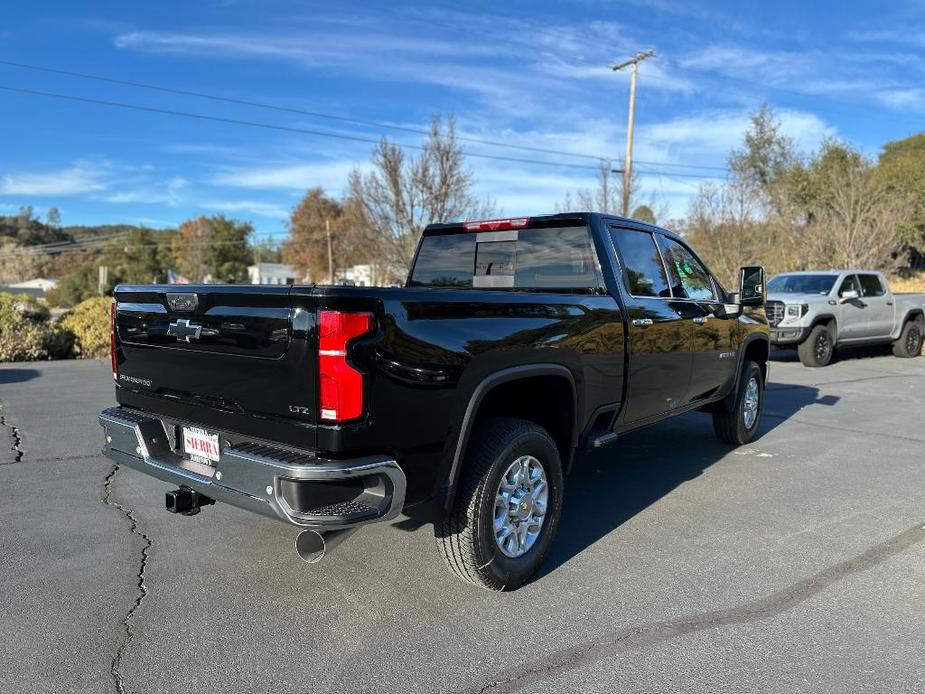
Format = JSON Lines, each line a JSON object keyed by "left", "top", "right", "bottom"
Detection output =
{"left": 739, "top": 266, "right": 765, "bottom": 307}
{"left": 839, "top": 289, "right": 859, "bottom": 303}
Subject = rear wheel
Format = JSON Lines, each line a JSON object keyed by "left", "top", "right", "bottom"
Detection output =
{"left": 893, "top": 319, "right": 923, "bottom": 358}
{"left": 797, "top": 324, "right": 834, "bottom": 367}
{"left": 435, "top": 417, "right": 563, "bottom": 591}
{"left": 713, "top": 360, "right": 764, "bottom": 445}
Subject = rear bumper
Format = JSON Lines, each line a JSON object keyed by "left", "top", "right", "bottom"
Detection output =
{"left": 769, "top": 326, "right": 810, "bottom": 345}
{"left": 98, "top": 407, "right": 406, "bottom": 530}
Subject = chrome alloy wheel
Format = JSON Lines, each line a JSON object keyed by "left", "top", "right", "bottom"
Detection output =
{"left": 494, "top": 455, "right": 548, "bottom": 558}
{"left": 743, "top": 376, "right": 760, "bottom": 430}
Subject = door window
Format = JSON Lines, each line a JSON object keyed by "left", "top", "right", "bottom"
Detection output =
{"left": 610, "top": 228, "right": 670, "bottom": 297}
{"left": 838, "top": 275, "right": 860, "bottom": 297}
{"left": 858, "top": 274, "right": 885, "bottom": 297}
{"left": 657, "top": 237, "right": 717, "bottom": 301}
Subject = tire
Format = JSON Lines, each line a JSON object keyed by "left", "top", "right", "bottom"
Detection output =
{"left": 892, "top": 319, "right": 923, "bottom": 358}
{"left": 435, "top": 417, "right": 564, "bottom": 591}
{"left": 713, "top": 360, "right": 764, "bottom": 445}
{"left": 797, "top": 324, "right": 835, "bottom": 367}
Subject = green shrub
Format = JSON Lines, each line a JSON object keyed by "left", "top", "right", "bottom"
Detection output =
{"left": 0, "top": 293, "right": 67, "bottom": 362}
{"left": 59, "top": 296, "right": 112, "bottom": 358}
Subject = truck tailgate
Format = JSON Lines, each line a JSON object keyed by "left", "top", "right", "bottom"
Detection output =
{"left": 113, "top": 285, "right": 318, "bottom": 434}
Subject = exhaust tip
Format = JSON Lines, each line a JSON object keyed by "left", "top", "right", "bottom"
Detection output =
{"left": 295, "top": 529, "right": 326, "bottom": 563}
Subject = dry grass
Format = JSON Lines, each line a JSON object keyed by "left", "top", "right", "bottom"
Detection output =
{"left": 889, "top": 271, "right": 925, "bottom": 293}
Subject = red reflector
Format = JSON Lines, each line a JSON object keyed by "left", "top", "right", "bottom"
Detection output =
{"left": 462, "top": 217, "right": 529, "bottom": 232}
{"left": 318, "top": 310, "right": 373, "bottom": 422}
{"left": 110, "top": 301, "right": 118, "bottom": 381}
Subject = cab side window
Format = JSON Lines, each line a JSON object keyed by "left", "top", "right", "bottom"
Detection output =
{"left": 858, "top": 274, "right": 885, "bottom": 297}
{"left": 838, "top": 275, "right": 860, "bottom": 297}
{"left": 657, "top": 236, "right": 717, "bottom": 301}
{"left": 610, "top": 227, "right": 671, "bottom": 298}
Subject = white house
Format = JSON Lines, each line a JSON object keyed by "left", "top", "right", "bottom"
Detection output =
{"left": 247, "top": 263, "right": 299, "bottom": 285}
{"left": 10, "top": 278, "right": 58, "bottom": 291}
{"left": 334, "top": 264, "right": 374, "bottom": 287}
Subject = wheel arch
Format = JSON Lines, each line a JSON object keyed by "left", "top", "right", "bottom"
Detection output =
{"left": 729, "top": 334, "right": 770, "bottom": 402}
{"left": 902, "top": 308, "right": 924, "bottom": 327}
{"left": 810, "top": 313, "right": 838, "bottom": 341}
{"left": 444, "top": 364, "right": 578, "bottom": 513}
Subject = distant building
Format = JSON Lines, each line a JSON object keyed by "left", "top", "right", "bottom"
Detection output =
{"left": 0, "top": 278, "right": 58, "bottom": 299}
{"left": 334, "top": 263, "right": 406, "bottom": 287}
{"left": 247, "top": 262, "right": 299, "bottom": 285}
{"left": 10, "top": 278, "right": 58, "bottom": 291}
{"left": 334, "top": 264, "right": 373, "bottom": 287}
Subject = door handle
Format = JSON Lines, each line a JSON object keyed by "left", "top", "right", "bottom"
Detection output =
{"left": 886, "top": 301, "right": 894, "bottom": 306}
{"left": 692, "top": 316, "right": 707, "bottom": 325}
{"left": 632, "top": 318, "right": 654, "bottom": 327}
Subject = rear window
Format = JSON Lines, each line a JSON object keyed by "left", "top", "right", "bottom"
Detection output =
{"left": 409, "top": 226, "right": 602, "bottom": 291}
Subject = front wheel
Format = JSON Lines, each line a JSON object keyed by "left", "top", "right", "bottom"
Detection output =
{"left": 713, "top": 360, "right": 764, "bottom": 445}
{"left": 797, "top": 324, "right": 834, "bottom": 367}
{"left": 435, "top": 417, "right": 564, "bottom": 591}
{"left": 892, "top": 320, "right": 923, "bottom": 358}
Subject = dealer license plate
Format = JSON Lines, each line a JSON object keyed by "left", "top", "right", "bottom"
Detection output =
{"left": 182, "top": 426, "right": 221, "bottom": 464}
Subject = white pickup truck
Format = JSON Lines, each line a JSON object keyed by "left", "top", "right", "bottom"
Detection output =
{"left": 766, "top": 270, "right": 925, "bottom": 366}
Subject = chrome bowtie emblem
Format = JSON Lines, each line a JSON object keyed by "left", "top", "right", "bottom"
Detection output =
{"left": 167, "top": 319, "right": 203, "bottom": 343}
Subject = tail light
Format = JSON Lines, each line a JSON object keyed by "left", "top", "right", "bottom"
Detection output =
{"left": 110, "top": 301, "right": 118, "bottom": 381}
{"left": 318, "top": 310, "right": 373, "bottom": 422}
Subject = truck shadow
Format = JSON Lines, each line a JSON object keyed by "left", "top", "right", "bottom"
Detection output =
{"left": 0, "top": 367, "right": 42, "bottom": 384}
{"left": 771, "top": 344, "right": 894, "bottom": 364}
{"left": 535, "top": 382, "right": 838, "bottom": 582}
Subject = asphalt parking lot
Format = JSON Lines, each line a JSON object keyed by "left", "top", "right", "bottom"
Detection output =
{"left": 1, "top": 350, "right": 923, "bottom": 694}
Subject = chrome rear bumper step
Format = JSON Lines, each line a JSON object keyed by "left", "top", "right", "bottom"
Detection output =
{"left": 99, "top": 407, "right": 406, "bottom": 530}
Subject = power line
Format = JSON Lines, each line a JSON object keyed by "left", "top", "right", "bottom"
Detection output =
{"left": 0, "top": 59, "right": 731, "bottom": 173}
{"left": 0, "top": 84, "right": 622, "bottom": 172}
{"left": 0, "top": 236, "right": 250, "bottom": 259}
{"left": 0, "top": 84, "right": 730, "bottom": 180}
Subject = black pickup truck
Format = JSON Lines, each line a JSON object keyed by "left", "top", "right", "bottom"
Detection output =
{"left": 100, "top": 213, "right": 769, "bottom": 590}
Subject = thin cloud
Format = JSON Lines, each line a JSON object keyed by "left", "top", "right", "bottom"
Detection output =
{"left": 0, "top": 165, "right": 107, "bottom": 196}
{"left": 199, "top": 199, "right": 291, "bottom": 219}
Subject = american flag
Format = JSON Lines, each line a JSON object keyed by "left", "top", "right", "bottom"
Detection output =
{"left": 167, "top": 270, "right": 191, "bottom": 284}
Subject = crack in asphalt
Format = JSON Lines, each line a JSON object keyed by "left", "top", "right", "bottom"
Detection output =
{"left": 463, "top": 522, "right": 925, "bottom": 694}
{"left": 102, "top": 465, "right": 153, "bottom": 694}
{"left": 0, "top": 408, "right": 24, "bottom": 463}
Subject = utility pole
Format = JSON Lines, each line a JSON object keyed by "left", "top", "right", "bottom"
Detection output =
{"left": 610, "top": 49, "right": 655, "bottom": 216}
{"left": 325, "top": 218, "right": 334, "bottom": 284}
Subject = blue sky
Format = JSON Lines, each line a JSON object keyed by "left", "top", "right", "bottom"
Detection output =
{"left": 1, "top": 0, "right": 924, "bottom": 240}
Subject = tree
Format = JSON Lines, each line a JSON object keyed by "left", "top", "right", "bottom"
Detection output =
{"left": 728, "top": 105, "right": 798, "bottom": 220}
{"left": 0, "top": 238, "right": 41, "bottom": 284}
{"left": 252, "top": 236, "right": 282, "bottom": 264}
{"left": 631, "top": 205, "right": 656, "bottom": 224}
{"left": 347, "top": 117, "right": 493, "bottom": 278}
{"left": 100, "top": 228, "right": 168, "bottom": 285}
{"left": 558, "top": 162, "right": 639, "bottom": 215}
{"left": 686, "top": 107, "right": 917, "bottom": 281}
{"left": 46, "top": 207, "right": 62, "bottom": 228}
{"left": 283, "top": 188, "right": 362, "bottom": 283}
{"left": 877, "top": 133, "right": 925, "bottom": 266}
{"left": 799, "top": 142, "right": 909, "bottom": 271}
{"left": 171, "top": 215, "right": 252, "bottom": 283}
